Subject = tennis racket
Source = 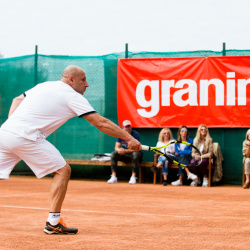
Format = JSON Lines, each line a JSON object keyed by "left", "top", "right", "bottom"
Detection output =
{"left": 141, "top": 140, "right": 202, "bottom": 167}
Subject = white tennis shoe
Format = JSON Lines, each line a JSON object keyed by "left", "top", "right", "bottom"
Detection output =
{"left": 171, "top": 179, "right": 183, "bottom": 186}
{"left": 190, "top": 179, "right": 198, "bottom": 186}
{"left": 129, "top": 176, "right": 137, "bottom": 184}
{"left": 107, "top": 175, "right": 117, "bottom": 184}
{"left": 202, "top": 177, "right": 208, "bottom": 187}
{"left": 187, "top": 173, "right": 198, "bottom": 181}
{"left": 190, "top": 177, "right": 201, "bottom": 187}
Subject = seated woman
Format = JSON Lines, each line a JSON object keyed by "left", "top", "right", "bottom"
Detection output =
{"left": 189, "top": 124, "right": 213, "bottom": 187}
{"left": 151, "top": 128, "right": 175, "bottom": 186}
{"left": 242, "top": 129, "right": 250, "bottom": 189}
{"left": 171, "top": 126, "right": 197, "bottom": 186}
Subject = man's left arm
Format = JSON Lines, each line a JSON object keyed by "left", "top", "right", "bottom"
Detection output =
{"left": 8, "top": 94, "right": 25, "bottom": 117}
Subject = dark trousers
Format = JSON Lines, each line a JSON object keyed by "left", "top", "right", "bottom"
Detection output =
{"left": 189, "top": 157, "right": 209, "bottom": 176}
{"left": 177, "top": 154, "right": 192, "bottom": 175}
{"left": 110, "top": 151, "right": 143, "bottom": 174}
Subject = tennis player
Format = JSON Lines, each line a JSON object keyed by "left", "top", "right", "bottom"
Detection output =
{"left": 0, "top": 65, "right": 141, "bottom": 235}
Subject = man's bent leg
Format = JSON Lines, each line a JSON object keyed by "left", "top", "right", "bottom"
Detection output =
{"left": 108, "top": 151, "right": 121, "bottom": 183}
{"left": 110, "top": 151, "right": 120, "bottom": 176}
{"left": 127, "top": 152, "right": 142, "bottom": 184}
{"left": 50, "top": 164, "right": 71, "bottom": 212}
{"left": 131, "top": 151, "right": 143, "bottom": 175}
{"left": 44, "top": 164, "right": 78, "bottom": 234}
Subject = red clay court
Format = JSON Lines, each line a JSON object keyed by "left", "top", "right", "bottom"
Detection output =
{"left": 0, "top": 176, "right": 250, "bottom": 249}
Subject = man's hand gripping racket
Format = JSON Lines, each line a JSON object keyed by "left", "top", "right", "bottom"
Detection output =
{"left": 141, "top": 141, "right": 203, "bottom": 168}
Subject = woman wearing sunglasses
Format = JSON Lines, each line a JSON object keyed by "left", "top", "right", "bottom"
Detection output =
{"left": 171, "top": 126, "right": 197, "bottom": 186}
{"left": 189, "top": 124, "right": 213, "bottom": 187}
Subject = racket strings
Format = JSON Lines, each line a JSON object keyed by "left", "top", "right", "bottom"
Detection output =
{"left": 151, "top": 141, "right": 203, "bottom": 168}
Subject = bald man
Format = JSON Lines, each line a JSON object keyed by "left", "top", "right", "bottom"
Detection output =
{"left": 0, "top": 65, "right": 141, "bottom": 235}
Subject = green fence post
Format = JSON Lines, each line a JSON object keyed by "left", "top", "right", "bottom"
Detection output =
{"left": 125, "top": 43, "right": 128, "bottom": 58}
{"left": 34, "top": 45, "right": 38, "bottom": 85}
{"left": 222, "top": 42, "right": 226, "bottom": 56}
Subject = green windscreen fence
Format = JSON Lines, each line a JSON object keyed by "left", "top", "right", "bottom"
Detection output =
{"left": 1, "top": 50, "right": 250, "bottom": 184}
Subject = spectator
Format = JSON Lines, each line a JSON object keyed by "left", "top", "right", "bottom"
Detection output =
{"left": 151, "top": 128, "right": 175, "bottom": 186}
{"left": 242, "top": 129, "right": 250, "bottom": 189}
{"left": 107, "top": 120, "right": 143, "bottom": 184}
{"left": 171, "top": 126, "right": 197, "bottom": 186}
{"left": 189, "top": 124, "right": 213, "bottom": 187}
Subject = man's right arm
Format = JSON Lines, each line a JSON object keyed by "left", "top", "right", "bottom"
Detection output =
{"left": 115, "top": 142, "right": 121, "bottom": 152}
{"left": 83, "top": 113, "right": 141, "bottom": 151}
{"left": 8, "top": 94, "right": 25, "bottom": 117}
{"left": 115, "top": 142, "right": 126, "bottom": 155}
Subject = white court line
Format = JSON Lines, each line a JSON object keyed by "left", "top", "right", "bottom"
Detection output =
{"left": 0, "top": 205, "right": 193, "bottom": 218}
{"left": 0, "top": 193, "right": 47, "bottom": 198}
{"left": 0, "top": 191, "right": 73, "bottom": 198}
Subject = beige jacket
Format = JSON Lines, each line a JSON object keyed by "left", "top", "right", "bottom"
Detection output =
{"left": 212, "top": 142, "right": 223, "bottom": 182}
{"left": 242, "top": 140, "right": 249, "bottom": 157}
{"left": 192, "top": 138, "right": 213, "bottom": 158}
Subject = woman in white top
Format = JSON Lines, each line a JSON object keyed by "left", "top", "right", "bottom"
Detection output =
{"left": 151, "top": 128, "right": 175, "bottom": 186}
{"left": 189, "top": 124, "right": 213, "bottom": 187}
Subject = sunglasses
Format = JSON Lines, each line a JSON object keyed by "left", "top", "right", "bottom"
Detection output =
{"left": 200, "top": 128, "right": 207, "bottom": 131}
{"left": 181, "top": 129, "right": 187, "bottom": 132}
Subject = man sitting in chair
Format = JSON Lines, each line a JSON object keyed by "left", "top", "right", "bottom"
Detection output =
{"left": 107, "top": 120, "right": 143, "bottom": 184}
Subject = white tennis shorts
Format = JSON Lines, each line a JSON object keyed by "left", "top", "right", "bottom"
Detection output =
{"left": 0, "top": 129, "right": 66, "bottom": 179}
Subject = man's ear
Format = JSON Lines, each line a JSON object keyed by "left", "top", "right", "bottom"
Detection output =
{"left": 68, "top": 75, "right": 74, "bottom": 86}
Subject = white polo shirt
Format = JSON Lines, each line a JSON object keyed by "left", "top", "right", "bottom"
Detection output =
{"left": 1, "top": 81, "right": 96, "bottom": 141}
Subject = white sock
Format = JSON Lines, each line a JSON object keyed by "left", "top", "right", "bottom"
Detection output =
{"left": 47, "top": 212, "right": 60, "bottom": 225}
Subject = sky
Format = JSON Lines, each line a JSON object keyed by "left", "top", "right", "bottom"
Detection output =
{"left": 0, "top": 0, "right": 250, "bottom": 58}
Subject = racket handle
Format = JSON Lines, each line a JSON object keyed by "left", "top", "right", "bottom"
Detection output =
{"left": 141, "top": 145, "right": 150, "bottom": 151}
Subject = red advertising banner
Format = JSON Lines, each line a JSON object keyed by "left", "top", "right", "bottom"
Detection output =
{"left": 117, "top": 56, "right": 250, "bottom": 128}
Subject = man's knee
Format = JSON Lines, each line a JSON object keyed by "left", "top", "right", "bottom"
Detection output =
{"left": 64, "top": 164, "right": 71, "bottom": 176}
{"left": 110, "top": 151, "right": 120, "bottom": 162}
{"left": 132, "top": 152, "right": 142, "bottom": 161}
{"left": 111, "top": 151, "right": 119, "bottom": 159}
{"left": 54, "top": 164, "right": 71, "bottom": 178}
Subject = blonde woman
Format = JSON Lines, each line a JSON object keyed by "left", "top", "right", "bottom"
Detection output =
{"left": 189, "top": 124, "right": 213, "bottom": 187}
{"left": 151, "top": 128, "right": 175, "bottom": 186}
{"left": 242, "top": 129, "right": 250, "bottom": 189}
